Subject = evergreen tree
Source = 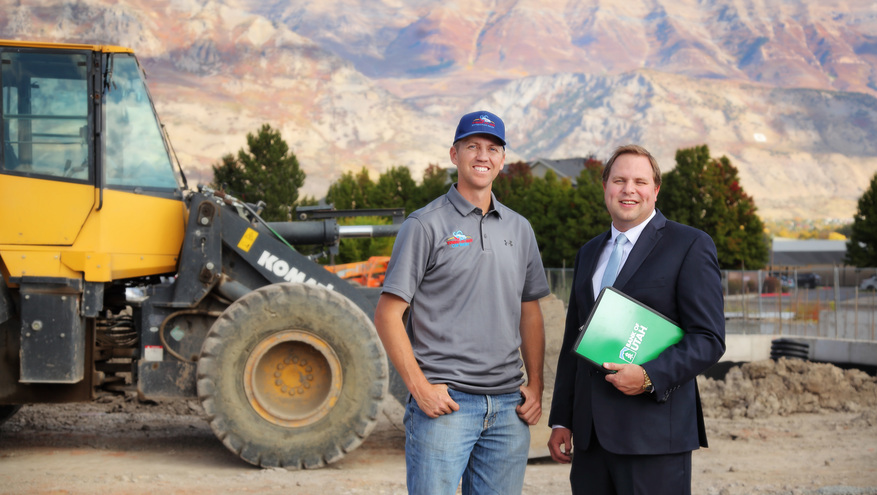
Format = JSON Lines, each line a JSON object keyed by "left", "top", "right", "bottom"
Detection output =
{"left": 210, "top": 124, "right": 306, "bottom": 221}
{"left": 211, "top": 154, "right": 247, "bottom": 198}
{"left": 657, "top": 145, "right": 769, "bottom": 269}
{"left": 845, "top": 172, "right": 877, "bottom": 266}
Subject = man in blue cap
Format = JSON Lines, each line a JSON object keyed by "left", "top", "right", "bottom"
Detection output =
{"left": 374, "top": 110, "right": 550, "bottom": 494}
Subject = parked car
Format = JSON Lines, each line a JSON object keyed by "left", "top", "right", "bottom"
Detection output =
{"left": 797, "top": 272, "right": 822, "bottom": 289}
{"left": 861, "top": 275, "right": 877, "bottom": 290}
{"left": 769, "top": 272, "right": 796, "bottom": 290}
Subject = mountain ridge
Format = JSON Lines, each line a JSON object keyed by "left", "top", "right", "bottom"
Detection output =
{"left": 1, "top": 0, "right": 876, "bottom": 220}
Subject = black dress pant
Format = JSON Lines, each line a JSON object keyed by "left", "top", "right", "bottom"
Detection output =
{"left": 570, "top": 429, "right": 692, "bottom": 495}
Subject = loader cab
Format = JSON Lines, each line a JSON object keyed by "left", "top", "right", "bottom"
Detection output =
{"left": 0, "top": 41, "right": 186, "bottom": 282}
{"left": 1, "top": 45, "right": 180, "bottom": 190}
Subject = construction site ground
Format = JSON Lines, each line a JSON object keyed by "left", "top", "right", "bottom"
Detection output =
{"left": 2, "top": 295, "right": 876, "bottom": 495}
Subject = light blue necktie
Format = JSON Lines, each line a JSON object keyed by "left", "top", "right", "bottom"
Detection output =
{"left": 600, "top": 234, "right": 628, "bottom": 289}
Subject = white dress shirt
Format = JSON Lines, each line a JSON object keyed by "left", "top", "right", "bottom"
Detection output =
{"left": 591, "top": 209, "right": 657, "bottom": 299}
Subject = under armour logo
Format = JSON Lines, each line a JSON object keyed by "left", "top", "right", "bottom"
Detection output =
{"left": 504, "top": 240, "right": 514, "bottom": 247}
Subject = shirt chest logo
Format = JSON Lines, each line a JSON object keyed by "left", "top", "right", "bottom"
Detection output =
{"left": 445, "top": 230, "right": 474, "bottom": 248}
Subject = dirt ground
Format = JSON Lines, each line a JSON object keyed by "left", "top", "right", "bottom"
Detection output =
{"left": 2, "top": 295, "right": 877, "bottom": 495}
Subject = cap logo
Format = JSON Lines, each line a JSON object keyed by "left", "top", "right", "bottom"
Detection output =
{"left": 472, "top": 115, "right": 496, "bottom": 128}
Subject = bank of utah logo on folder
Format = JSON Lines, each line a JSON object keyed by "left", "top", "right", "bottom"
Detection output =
{"left": 572, "top": 287, "right": 684, "bottom": 369}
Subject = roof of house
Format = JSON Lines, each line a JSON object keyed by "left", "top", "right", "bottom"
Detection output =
{"left": 529, "top": 158, "right": 589, "bottom": 183}
{"left": 770, "top": 238, "right": 847, "bottom": 266}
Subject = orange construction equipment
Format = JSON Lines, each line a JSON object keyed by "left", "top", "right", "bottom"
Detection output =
{"left": 325, "top": 256, "right": 391, "bottom": 288}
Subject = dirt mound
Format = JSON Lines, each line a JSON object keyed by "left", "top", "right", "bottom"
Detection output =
{"left": 699, "top": 358, "right": 877, "bottom": 420}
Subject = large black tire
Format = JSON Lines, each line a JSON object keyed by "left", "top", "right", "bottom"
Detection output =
{"left": 197, "top": 283, "right": 388, "bottom": 469}
{"left": 0, "top": 405, "right": 21, "bottom": 426}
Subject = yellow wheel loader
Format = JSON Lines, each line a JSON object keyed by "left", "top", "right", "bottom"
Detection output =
{"left": 0, "top": 40, "right": 401, "bottom": 468}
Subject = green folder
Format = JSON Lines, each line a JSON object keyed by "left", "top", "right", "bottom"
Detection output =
{"left": 571, "top": 287, "right": 684, "bottom": 370}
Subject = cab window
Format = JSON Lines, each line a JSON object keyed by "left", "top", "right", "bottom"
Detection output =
{"left": 104, "top": 54, "right": 179, "bottom": 189}
{"left": 1, "top": 51, "right": 90, "bottom": 181}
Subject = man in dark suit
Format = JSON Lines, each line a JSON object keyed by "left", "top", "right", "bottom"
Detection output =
{"left": 547, "top": 144, "right": 726, "bottom": 495}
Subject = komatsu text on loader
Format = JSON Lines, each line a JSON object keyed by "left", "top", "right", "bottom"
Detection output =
{"left": 0, "top": 40, "right": 401, "bottom": 468}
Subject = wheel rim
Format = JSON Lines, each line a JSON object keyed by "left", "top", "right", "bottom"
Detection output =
{"left": 244, "top": 330, "right": 343, "bottom": 427}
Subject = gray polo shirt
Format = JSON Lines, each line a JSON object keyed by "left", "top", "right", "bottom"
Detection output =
{"left": 381, "top": 184, "right": 550, "bottom": 394}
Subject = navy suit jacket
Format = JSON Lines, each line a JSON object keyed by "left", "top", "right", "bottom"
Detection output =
{"left": 548, "top": 210, "right": 726, "bottom": 455}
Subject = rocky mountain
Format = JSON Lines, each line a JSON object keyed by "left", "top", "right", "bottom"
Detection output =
{"left": 1, "top": 0, "right": 876, "bottom": 220}
{"left": 245, "top": 0, "right": 877, "bottom": 101}
{"left": 487, "top": 70, "right": 877, "bottom": 219}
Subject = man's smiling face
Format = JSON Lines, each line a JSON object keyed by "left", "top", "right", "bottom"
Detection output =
{"left": 450, "top": 135, "right": 505, "bottom": 197}
{"left": 603, "top": 153, "right": 660, "bottom": 232}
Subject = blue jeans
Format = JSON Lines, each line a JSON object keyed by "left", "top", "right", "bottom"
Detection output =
{"left": 404, "top": 388, "right": 530, "bottom": 495}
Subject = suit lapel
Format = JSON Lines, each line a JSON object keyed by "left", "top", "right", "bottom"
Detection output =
{"left": 614, "top": 211, "right": 667, "bottom": 290}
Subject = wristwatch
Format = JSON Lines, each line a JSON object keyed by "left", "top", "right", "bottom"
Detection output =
{"left": 642, "top": 368, "right": 655, "bottom": 393}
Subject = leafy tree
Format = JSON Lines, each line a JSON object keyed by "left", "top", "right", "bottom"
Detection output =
{"left": 492, "top": 161, "right": 534, "bottom": 210}
{"left": 845, "top": 172, "right": 877, "bottom": 266}
{"left": 529, "top": 159, "right": 611, "bottom": 268}
{"left": 328, "top": 164, "right": 450, "bottom": 215}
{"left": 326, "top": 168, "right": 375, "bottom": 210}
{"left": 413, "top": 163, "right": 451, "bottom": 209}
{"left": 210, "top": 124, "right": 306, "bottom": 221}
{"left": 297, "top": 195, "right": 318, "bottom": 208}
{"left": 373, "top": 166, "right": 419, "bottom": 213}
{"left": 565, "top": 159, "right": 612, "bottom": 260}
{"left": 493, "top": 160, "right": 609, "bottom": 268}
{"left": 518, "top": 170, "right": 576, "bottom": 267}
{"left": 657, "top": 145, "right": 768, "bottom": 269}
{"left": 325, "top": 168, "right": 413, "bottom": 264}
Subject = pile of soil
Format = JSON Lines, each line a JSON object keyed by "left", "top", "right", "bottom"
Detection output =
{"left": 700, "top": 357, "right": 877, "bottom": 420}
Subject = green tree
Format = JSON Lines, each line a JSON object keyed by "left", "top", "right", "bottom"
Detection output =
{"left": 325, "top": 168, "right": 410, "bottom": 264}
{"left": 845, "top": 172, "right": 877, "bottom": 266}
{"left": 657, "top": 145, "right": 768, "bottom": 269}
{"left": 519, "top": 170, "right": 576, "bottom": 267}
{"left": 373, "top": 166, "right": 419, "bottom": 213}
{"left": 564, "top": 159, "right": 612, "bottom": 262}
{"left": 413, "top": 163, "right": 451, "bottom": 210}
{"left": 529, "top": 159, "right": 612, "bottom": 268}
{"left": 210, "top": 124, "right": 306, "bottom": 221}
{"left": 327, "top": 164, "right": 450, "bottom": 215}
{"left": 493, "top": 160, "right": 609, "bottom": 268}
{"left": 326, "top": 168, "right": 375, "bottom": 210}
{"left": 211, "top": 154, "right": 247, "bottom": 199}
{"left": 492, "top": 161, "right": 535, "bottom": 207}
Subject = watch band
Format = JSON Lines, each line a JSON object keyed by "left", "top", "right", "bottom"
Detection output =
{"left": 642, "top": 368, "right": 655, "bottom": 393}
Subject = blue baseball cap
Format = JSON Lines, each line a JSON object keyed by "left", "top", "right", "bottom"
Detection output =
{"left": 453, "top": 110, "right": 506, "bottom": 146}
